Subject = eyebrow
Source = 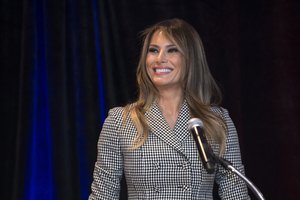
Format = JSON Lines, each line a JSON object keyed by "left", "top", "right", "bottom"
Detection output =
{"left": 148, "top": 44, "right": 177, "bottom": 48}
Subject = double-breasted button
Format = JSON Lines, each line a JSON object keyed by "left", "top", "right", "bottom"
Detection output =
{"left": 177, "top": 160, "right": 189, "bottom": 170}
{"left": 183, "top": 161, "right": 190, "bottom": 169}
{"left": 178, "top": 185, "right": 190, "bottom": 192}
{"left": 153, "top": 186, "right": 160, "bottom": 193}
{"left": 154, "top": 161, "right": 161, "bottom": 170}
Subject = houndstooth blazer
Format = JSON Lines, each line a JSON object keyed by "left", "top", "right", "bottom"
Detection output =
{"left": 89, "top": 100, "right": 250, "bottom": 199}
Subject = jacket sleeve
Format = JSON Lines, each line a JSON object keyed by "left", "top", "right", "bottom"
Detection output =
{"left": 215, "top": 108, "right": 251, "bottom": 200}
{"left": 89, "top": 108, "right": 123, "bottom": 200}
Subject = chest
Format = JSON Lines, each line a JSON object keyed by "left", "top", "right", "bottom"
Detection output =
{"left": 120, "top": 130, "right": 216, "bottom": 191}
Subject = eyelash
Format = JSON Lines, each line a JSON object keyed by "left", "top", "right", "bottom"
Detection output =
{"left": 148, "top": 47, "right": 158, "bottom": 53}
{"left": 148, "top": 47, "right": 179, "bottom": 53}
{"left": 168, "top": 48, "right": 179, "bottom": 53}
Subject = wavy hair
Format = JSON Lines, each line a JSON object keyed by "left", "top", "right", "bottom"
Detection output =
{"left": 124, "top": 18, "right": 227, "bottom": 155}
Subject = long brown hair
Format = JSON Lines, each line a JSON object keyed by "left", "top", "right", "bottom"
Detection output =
{"left": 124, "top": 18, "right": 227, "bottom": 155}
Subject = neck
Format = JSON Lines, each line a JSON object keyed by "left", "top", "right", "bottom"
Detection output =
{"left": 156, "top": 88, "right": 184, "bottom": 129}
{"left": 157, "top": 87, "right": 184, "bottom": 114}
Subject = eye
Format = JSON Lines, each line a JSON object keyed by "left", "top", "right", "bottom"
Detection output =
{"left": 168, "top": 47, "right": 179, "bottom": 53}
{"left": 148, "top": 47, "right": 159, "bottom": 54}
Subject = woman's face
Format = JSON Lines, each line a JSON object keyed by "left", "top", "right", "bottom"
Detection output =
{"left": 146, "top": 30, "right": 185, "bottom": 91}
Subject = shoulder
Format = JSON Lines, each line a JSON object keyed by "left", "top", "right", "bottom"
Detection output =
{"left": 108, "top": 106, "right": 125, "bottom": 118}
{"left": 210, "top": 106, "right": 230, "bottom": 119}
{"left": 105, "top": 103, "right": 136, "bottom": 126}
{"left": 210, "top": 106, "right": 236, "bottom": 134}
{"left": 108, "top": 102, "right": 136, "bottom": 116}
{"left": 101, "top": 104, "right": 137, "bottom": 144}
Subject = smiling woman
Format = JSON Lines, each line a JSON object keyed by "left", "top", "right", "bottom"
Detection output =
{"left": 89, "top": 18, "right": 250, "bottom": 200}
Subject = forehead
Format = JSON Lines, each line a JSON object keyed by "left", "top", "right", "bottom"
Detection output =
{"left": 150, "top": 30, "right": 173, "bottom": 44}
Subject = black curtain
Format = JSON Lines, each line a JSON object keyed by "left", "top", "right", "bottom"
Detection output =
{"left": 2, "top": 0, "right": 104, "bottom": 199}
{"left": 1, "top": 0, "right": 299, "bottom": 200}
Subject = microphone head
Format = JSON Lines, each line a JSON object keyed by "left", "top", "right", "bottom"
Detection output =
{"left": 188, "top": 118, "right": 204, "bottom": 130}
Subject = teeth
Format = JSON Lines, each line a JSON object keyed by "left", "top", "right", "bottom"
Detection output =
{"left": 155, "top": 68, "right": 171, "bottom": 73}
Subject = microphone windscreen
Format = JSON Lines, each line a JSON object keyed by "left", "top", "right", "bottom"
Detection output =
{"left": 188, "top": 118, "right": 204, "bottom": 130}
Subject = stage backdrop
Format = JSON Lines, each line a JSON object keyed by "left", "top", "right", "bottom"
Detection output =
{"left": 1, "top": 0, "right": 299, "bottom": 199}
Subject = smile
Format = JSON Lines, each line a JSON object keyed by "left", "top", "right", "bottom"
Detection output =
{"left": 154, "top": 68, "right": 172, "bottom": 73}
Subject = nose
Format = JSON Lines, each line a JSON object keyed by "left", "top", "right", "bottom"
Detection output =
{"left": 156, "top": 50, "right": 168, "bottom": 63}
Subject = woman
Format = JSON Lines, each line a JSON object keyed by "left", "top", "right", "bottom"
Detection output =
{"left": 89, "top": 18, "right": 250, "bottom": 199}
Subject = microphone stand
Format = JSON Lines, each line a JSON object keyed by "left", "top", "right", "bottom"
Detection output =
{"left": 211, "top": 154, "right": 266, "bottom": 200}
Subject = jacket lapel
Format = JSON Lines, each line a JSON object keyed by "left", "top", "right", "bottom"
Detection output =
{"left": 145, "top": 100, "right": 191, "bottom": 154}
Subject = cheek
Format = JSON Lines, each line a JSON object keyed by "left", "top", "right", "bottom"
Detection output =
{"left": 145, "top": 57, "right": 153, "bottom": 74}
{"left": 176, "top": 59, "right": 186, "bottom": 81}
{"left": 173, "top": 58, "right": 183, "bottom": 70}
{"left": 178, "top": 56, "right": 185, "bottom": 67}
{"left": 145, "top": 56, "right": 152, "bottom": 67}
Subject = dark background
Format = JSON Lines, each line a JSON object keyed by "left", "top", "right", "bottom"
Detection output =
{"left": 1, "top": 0, "right": 299, "bottom": 199}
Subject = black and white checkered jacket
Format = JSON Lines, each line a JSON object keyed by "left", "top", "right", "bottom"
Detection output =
{"left": 89, "top": 100, "right": 250, "bottom": 199}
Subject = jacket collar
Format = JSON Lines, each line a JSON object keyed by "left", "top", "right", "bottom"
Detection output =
{"left": 145, "top": 100, "right": 191, "bottom": 153}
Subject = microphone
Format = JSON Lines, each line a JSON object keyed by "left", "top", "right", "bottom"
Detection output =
{"left": 188, "top": 119, "right": 266, "bottom": 199}
{"left": 188, "top": 118, "right": 215, "bottom": 174}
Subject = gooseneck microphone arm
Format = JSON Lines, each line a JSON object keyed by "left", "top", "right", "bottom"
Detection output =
{"left": 211, "top": 154, "right": 266, "bottom": 200}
